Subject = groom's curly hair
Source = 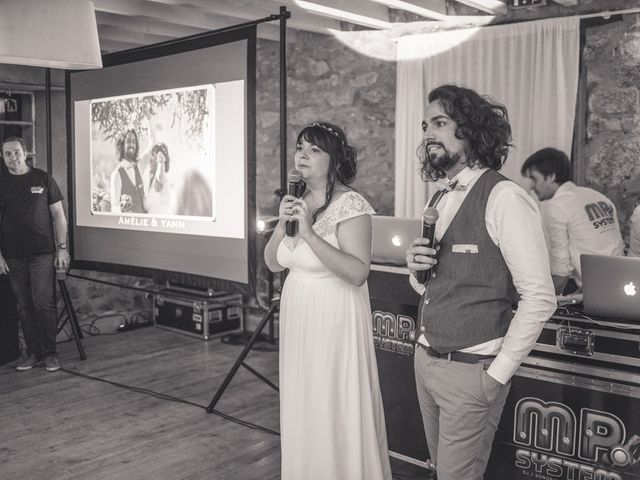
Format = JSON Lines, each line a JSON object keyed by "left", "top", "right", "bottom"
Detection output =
{"left": 419, "top": 85, "right": 513, "bottom": 181}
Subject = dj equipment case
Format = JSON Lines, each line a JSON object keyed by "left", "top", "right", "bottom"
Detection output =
{"left": 486, "top": 312, "right": 640, "bottom": 480}
{"left": 369, "top": 266, "right": 430, "bottom": 468}
{"left": 368, "top": 267, "right": 640, "bottom": 478}
{"left": 153, "top": 290, "right": 243, "bottom": 340}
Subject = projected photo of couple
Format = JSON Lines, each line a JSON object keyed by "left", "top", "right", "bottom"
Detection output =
{"left": 89, "top": 85, "right": 216, "bottom": 221}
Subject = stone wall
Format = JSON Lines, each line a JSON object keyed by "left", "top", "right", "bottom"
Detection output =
{"left": 584, "top": 14, "right": 640, "bottom": 245}
{"left": 256, "top": 32, "right": 396, "bottom": 218}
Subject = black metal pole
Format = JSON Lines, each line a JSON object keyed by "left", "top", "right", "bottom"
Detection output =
{"left": 58, "top": 277, "right": 86, "bottom": 360}
{"left": 45, "top": 68, "right": 52, "bottom": 173}
{"left": 278, "top": 6, "right": 290, "bottom": 297}
{"left": 279, "top": 6, "right": 288, "bottom": 195}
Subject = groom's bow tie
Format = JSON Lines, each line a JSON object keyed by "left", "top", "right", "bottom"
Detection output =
{"left": 439, "top": 179, "right": 466, "bottom": 192}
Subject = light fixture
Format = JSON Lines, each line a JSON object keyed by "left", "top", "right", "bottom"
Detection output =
{"left": 0, "top": 0, "right": 102, "bottom": 70}
{"left": 256, "top": 216, "right": 280, "bottom": 235}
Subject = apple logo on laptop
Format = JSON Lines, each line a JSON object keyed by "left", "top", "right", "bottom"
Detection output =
{"left": 392, "top": 235, "right": 402, "bottom": 247}
{"left": 624, "top": 282, "right": 636, "bottom": 296}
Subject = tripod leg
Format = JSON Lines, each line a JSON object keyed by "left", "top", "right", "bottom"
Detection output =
{"left": 57, "top": 283, "right": 84, "bottom": 339}
{"left": 57, "top": 305, "right": 69, "bottom": 334}
{"left": 206, "top": 301, "right": 278, "bottom": 413}
{"left": 58, "top": 279, "right": 87, "bottom": 360}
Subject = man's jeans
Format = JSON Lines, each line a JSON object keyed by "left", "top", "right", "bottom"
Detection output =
{"left": 6, "top": 254, "right": 56, "bottom": 358}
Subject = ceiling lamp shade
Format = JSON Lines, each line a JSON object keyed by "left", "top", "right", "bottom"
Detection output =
{"left": 0, "top": 0, "right": 102, "bottom": 70}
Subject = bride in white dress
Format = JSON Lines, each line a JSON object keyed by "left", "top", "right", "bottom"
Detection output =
{"left": 264, "top": 122, "right": 392, "bottom": 480}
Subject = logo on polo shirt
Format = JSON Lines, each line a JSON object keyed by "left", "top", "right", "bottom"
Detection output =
{"left": 585, "top": 201, "right": 616, "bottom": 230}
{"left": 30, "top": 186, "right": 44, "bottom": 194}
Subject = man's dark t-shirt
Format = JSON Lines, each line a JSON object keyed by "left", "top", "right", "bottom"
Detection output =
{"left": 0, "top": 168, "right": 63, "bottom": 258}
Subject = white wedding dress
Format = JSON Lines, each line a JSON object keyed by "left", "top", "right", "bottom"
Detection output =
{"left": 276, "top": 191, "right": 392, "bottom": 480}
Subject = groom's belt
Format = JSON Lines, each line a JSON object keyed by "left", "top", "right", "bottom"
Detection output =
{"left": 418, "top": 344, "right": 495, "bottom": 364}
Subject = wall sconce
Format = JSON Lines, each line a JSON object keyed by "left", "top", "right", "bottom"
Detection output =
{"left": 0, "top": 0, "right": 102, "bottom": 70}
{"left": 256, "top": 216, "right": 280, "bottom": 235}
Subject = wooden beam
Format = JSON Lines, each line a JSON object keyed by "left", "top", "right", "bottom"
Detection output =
{"left": 146, "top": 0, "right": 341, "bottom": 30}
{"left": 268, "top": 0, "right": 393, "bottom": 29}
{"left": 488, "top": 0, "right": 640, "bottom": 24}
{"left": 452, "top": 0, "right": 507, "bottom": 15}
{"left": 95, "top": 0, "right": 333, "bottom": 37}
{"left": 99, "top": 38, "right": 145, "bottom": 54}
{"left": 372, "top": 0, "right": 448, "bottom": 20}
{"left": 94, "top": 0, "right": 176, "bottom": 17}
{"left": 97, "top": 24, "right": 175, "bottom": 46}
{"left": 94, "top": 0, "right": 258, "bottom": 32}
{"left": 96, "top": 11, "right": 208, "bottom": 39}
{"left": 98, "top": 26, "right": 288, "bottom": 52}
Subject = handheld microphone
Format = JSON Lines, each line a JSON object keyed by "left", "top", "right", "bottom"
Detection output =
{"left": 286, "top": 169, "right": 304, "bottom": 237}
{"left": 416, "top": 206, "right": 439, "bottom": 284}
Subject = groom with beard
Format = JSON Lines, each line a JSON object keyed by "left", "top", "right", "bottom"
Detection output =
{"left": 110, "top": 128, "right": 147, "bottom": 214}
{"left": 404, "top": 84, "right": 556, "bottom": 480}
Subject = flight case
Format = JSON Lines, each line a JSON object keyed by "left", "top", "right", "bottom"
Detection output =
{"left": 486, "top": 312, "right": 640, "bottom": 480}
{"left": 153, "top": 289, "right": 243, "bottom": 340}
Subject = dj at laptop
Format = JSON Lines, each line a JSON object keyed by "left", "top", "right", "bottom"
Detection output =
{"left": 521, "top": 148, "right": 624, "bottom": 295}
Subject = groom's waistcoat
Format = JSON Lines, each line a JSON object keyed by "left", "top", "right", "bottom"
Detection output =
{"left": 419, "top": 169, "right": 517, "bottom": 353}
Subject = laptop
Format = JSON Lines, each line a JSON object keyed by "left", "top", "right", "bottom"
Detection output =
{"left": 581, "top": 254, "right": 640, "bottom": 322}
{"left": 371, "top": 215, "right": 422, "bottom": 266}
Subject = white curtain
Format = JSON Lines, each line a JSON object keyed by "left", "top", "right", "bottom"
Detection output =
{"left": 394, "top": 17, "right": 580, "bottom": 217}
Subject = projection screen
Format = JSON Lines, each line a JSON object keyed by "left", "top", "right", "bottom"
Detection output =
{"left": 67, "top": 26, "right": 257, "bottom": 292}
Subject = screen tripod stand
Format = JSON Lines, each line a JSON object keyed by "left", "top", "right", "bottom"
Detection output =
{"left": 206, "top": 220, "right": 284, "bottom": 412}
{"left": 206, "top": 296, "right": 279, "bottom": 412}
{"left": 206, "top": 3, "right": 289, "bottom": 414}
{"left": 56, "top": 272, "right": 86, "bottom": 360}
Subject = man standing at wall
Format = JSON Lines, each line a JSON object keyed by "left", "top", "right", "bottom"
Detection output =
{"left": 521, "top": 148, "right": 624, "bottom": 294}
{"left": 405, "top": 84, "right": 556, "bottom": 480}
{"left": 0, "top": 136, "right": 70, "bottom": 372}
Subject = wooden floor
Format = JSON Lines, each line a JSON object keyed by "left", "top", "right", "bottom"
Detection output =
{"left": 1, "top": 323, "right": 431, "bottom": 480}
{"left": 0, "top": 325, "right": 282, "bottom": 480}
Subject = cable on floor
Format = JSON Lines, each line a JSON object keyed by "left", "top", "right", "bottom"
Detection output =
{"left": 59, "top": 366, "right": 280, "bottom": 437}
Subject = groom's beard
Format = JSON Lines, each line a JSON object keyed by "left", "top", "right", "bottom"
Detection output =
{"left": 424, "top": 142, "right": 462, "bottom": 180}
